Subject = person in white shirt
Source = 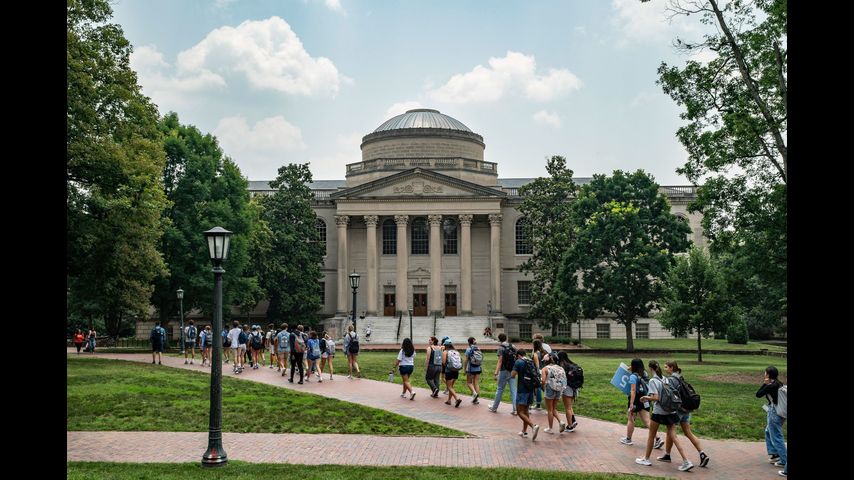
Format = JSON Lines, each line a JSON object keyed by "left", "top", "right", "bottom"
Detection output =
{"left": 227, "top": 321, "right": 243, "bottom": 373}
{"left": 393, "top": 337, "right": 417, "bottom": 400}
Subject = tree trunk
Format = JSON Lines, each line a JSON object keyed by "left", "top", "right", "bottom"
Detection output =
{"left": 552, "top": 321, "right": 558, "bottom": 337}
{"left": 625, "top": 321, "right": 634, "bottom": 353}
{"left": 697, "top": 328, "right": 703, "bottom": 363}
{"left": 159, "top": 300, "right": 170, "bottom": 327}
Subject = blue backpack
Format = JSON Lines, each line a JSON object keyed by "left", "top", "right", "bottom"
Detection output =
{"left": 187, "top": 326, "right": 197, "bottom": 342}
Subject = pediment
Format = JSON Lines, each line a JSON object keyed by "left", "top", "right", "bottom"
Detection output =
{"left": 330, "top": 168, "right": 506, "bottom": 199}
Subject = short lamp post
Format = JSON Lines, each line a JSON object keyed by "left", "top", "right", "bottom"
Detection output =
{"left": 349, "top": 271, "right": 360, "bottom": 333}
{"left": 202, "top": 226, "right": 232, "bottom": 467}
{"left": 408, "top": 304, "right": 413, "bottom": 343}
{"left": 177, "top": 288, "right": 185, "bottom": 355}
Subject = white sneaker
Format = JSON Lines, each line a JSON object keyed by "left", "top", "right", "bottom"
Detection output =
{"left": 635, "top": 458, "right": 652, "bottom": 466}
{"left": 543, "top": 428, "right": 553, "bottom": 434}
{"left": 653, "top": 436, "right": 664, "bottom": 449}
{"left": 678, "top": 460, "right": 695, "bottom": 472}
{"left": 531, "top": 425, "right": 540, "bottom": 441}
{"left": 619, "top": 437, "right": 633, "bottom": 445}
{"left": 518, "top": 431, "right": 528, "bottom": 437}
{"left": 559, "top": 422, "right": 566, "bottom": 433}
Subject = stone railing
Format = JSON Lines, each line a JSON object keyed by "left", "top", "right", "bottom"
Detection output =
{"left": 346, "top": 157, "right": 498, "bottom": 174}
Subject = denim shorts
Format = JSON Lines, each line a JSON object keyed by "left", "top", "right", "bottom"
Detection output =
{"left": 562, "top": 386, "right": 577, "bottom": 398}
{"left": 678, "top": 411, "right": 691, "bottom": 424}
{"left": 399, "top": 365, "right": 414, "bottom": 376}
{"left": 516, "top": 391, "right": 534, "bottom": 405}
{"left": 544, "top": 386, "right": 561, "bottom": 400}
{"left": 184, "top": 341, "right": 196, "bottom": 349}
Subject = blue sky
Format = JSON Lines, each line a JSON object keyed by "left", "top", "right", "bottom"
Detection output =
{"left": 113, "top": 0, "right": 716, "bottom": 184}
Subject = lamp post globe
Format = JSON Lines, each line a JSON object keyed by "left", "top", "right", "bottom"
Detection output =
{"left": 177, "top": 289, "right": 184, "bottom": 355}
{"left": 349, "top": 271, "right": 360, "bottom": 332}
{"left": 202, "top": 226, "right": 232, "bottom": 467}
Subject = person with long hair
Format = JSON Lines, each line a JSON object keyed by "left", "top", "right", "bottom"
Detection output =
{"left": 73, "top": 329, "right": 85, "bottom": 354}
{"left": 620, "top": 358, "right": 663, "bottom": 449}
{"left": 556, "top": 351, "right": 580, "bottom": 433}
{"left": 531, "top": 339, "right": 545, "bottom": 410}
{"left": 660, "top": 361, "right": 709, "bottom": 467}
{"left": 539, "top": 353, "right": 565, "bottom": 434}
{"left": 344, "top": 325, "right": 361, "bottom": 379}
{"left": 425, "top": 336, "right": 443, "bottom": 397}
{"left": 394, "top": 337, "right": 417, "bottom": 400}
{"left": 757, "top": 365, "right": 787, "bottom": 476}
{"left": 511, "top": 349, "right": 539, "bottom": 440}
{"left": 442, "top": 340, "right": 463, "bottom": 408}
{"left": 464, "top": 337, "right": 482, "bottom": 404}
{"left": 635, "top": 360, "right": 694, "bottom": 472}
{"left": 319, "top": 332, "right": 335, "bottom": 380}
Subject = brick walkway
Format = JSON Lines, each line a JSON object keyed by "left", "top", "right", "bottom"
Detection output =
{"left": 67, "top": 350, "right": 781, "bottom": 478}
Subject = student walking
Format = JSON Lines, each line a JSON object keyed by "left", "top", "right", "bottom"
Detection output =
{"left": 73, "top": 329, "right": 85, "bottom": 354}
{"left": 184, "top": 320, "right": 197, "bottom": 365}
{"left": 221, "top": 328, "right": 232, "bottom": 364}
{"left": 620, "top": 358, "right": 663, "bottom": 449}
{"left": 289, "top": 325, "right": 307, "bottom": 384}
{"left": 150, "top": 321, "right": 166, "bottom": 365}
{"left": 531, "top": 339, "right": 547, "bottom": 409}
{"left": 228, "top": 321, "right": 243, "bottom": 374}
{"left": 511, "top": 349, "right": 539, "bottom": 440}
{"left": 87, "top": 328, "right": 97, "bottom": 353}
{"left": 660, "top": 361, "right": 709, "bottom": 467}
{"left": 635, "top": 360, "right": 694, "bottom": 472}
{"left": 556, "top": 351, "right": 580, "bottom": 433}
{"left": 464, "top": 337, "right": 483, "bottom": 404}
{"left": 202, "top": 325, "right": 213, "bottom": 366}
{"left": 276, "top": 323, "right": 290, "bottom": 375}
{"left": 540, "top": 353, "right": 566, "bottom": 434}
{"left": 319, "top": 332, "right": 335, "bottom": 380}
{"left": 757, "top": 365, "right": 787, "bottom": 477}
{"left": 393, "top": 338, "right": 417, "bottom": 400}
{"left": 343, "top": 325, "right": 361, "bottom": 379}
{"left": 442, "top": 340, "right": 463, "bottom": 408}
{"left": 306, "top": 331, "right": 323, "bottom": 382}
{"left": 488, "top": 333, "right": 518, "bottom": 415}
{"left": 425, "top": 336, "right": 443, "bottom": 397}
{"left": 266, "top": 323, "right": 277, "bottom": 368}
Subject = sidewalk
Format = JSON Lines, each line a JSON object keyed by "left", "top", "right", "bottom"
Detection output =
{"left": 67, "top": 350, "right": 778, "bottom": 478}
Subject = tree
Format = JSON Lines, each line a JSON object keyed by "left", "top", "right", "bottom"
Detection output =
{"left": 259, "top": 163, "right": 325, "bottom": 324}
{"left": 518, "top": 156, "right": 581, "bottom": 336}
{"left": 658, "top": 245, "right": 735, "bottom": 361}
{"left": 652, "top": 0, "right": 787, "bottom": 328}
{"left": 561, "top": 170, "right": 691, "bottom": 352}
{"left": 150, "top": 113, "right": 257, "bottom": 327}
{"left": 67, "top": 0, "right": 168, "bottom": 337}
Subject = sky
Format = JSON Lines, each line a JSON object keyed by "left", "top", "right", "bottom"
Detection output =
{"left": 112, "top": 0, "right": 717, "bottom": 185}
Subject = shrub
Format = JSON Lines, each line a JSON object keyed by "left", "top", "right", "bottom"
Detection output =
{"left": 509, "top": 336, "right": 522, "bottom": 343}
{"left": 544, "top": 336, "right": 573, "bottom": 345}
{"left": 727, "top": 318, "right": 749, "bottom": 344}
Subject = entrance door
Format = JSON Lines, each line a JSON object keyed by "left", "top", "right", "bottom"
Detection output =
{"left": 413, "top": 293, "right": 427, "bottom": 316}
{"left": 445, "top": 292, "right": 457, "bottom": 316}
{"left": 383, "top": 294, "right": 396, "bottom": 316}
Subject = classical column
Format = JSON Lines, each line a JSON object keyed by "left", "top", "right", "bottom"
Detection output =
{"left": 364, "top": 215, "right": 379, "bottom": 316}
{"left": 459, "top": 214, "right": 473, "bottom": 315}
{"left": 489, "top": 213, "right": 502, "bottom": 314}
{"left": 395, "top": 215, "right": 409, "bottom": 316}
{"left": 335, "top": 215, "right": 349, "bottom": 315}
{"left": 428, "top": 214, "right": 443, "bottom": 315}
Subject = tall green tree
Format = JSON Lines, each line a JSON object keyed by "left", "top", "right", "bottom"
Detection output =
{"left": 518, "top": 156, "right": 581, "bottom": 336}
{"left": 150, "top": 113, "right": 257, "bottom": 327}
{"left": 658, "top": 245, "right": 735, "bottom": 361}
{"left": 653, "top": 0, "right": 787, "bottom": 326}
{"left": 67, "top": 0, "right": 168, "bottom": 337}
{"left": 561, "top": 170, "right": 691, "bottom": 352}
{"left": 260, "top": 163, "right": 325, "bottom": 324}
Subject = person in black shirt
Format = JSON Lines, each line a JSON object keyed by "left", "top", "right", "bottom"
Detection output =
{"left": 756, "top": 366, "right": 787, "bottom": 476}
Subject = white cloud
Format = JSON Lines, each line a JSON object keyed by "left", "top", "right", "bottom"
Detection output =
{"left": 324, "top": 0, "right": 346, "bottom": 14}
{"left": 131, "top": 44, "right": 227, "bottom": 109}
{"left": 385, "top": 101, "right": 423, "bottom": 119}
{"left": 306, "top": 132, "right": 363, "bottom": 179}
{"left": 610, "top": 0, "right": 702, "bottom": 47}
{"left": 428, "top": 51, "right": 581, "bottom": 104}
{"left": 177, "top": 17, "right": 345, "bottom": 96}
{"left": 214, "top": 116, "right": 307, "bottom": 178}
{"left": 532, "top": 110, "right": 561, "bottom": 128}
{"left": 689, "top": 48, "right": 717, "bottom": 64}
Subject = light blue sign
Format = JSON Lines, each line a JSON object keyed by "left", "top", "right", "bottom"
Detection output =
{"left": 611, "top": 362, "right": 632, "bottom": 395}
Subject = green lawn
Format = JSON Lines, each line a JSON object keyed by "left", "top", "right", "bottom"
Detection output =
{"left": 353, "top": 351, "right": 786, "bottom": 441}
{"left": 67, "top": 463, "right": 662, "bottom": 480}
{"left": 577, "top": 338, "right": 787, "bottom": 352}
{"left": 66, "top": 357, "right": 464, "bottom": 437}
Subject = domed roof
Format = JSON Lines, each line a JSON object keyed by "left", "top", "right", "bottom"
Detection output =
{"left": 374, "top": 109, "right": 472, "bottom": 133}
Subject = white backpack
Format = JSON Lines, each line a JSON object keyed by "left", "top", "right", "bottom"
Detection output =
{"left": 447, "top": 350, "right": 462, "bottom": 371}
{"left": 775, "top": 385, "right": 787, "bottom": 420}
{"left": 546, "top": 364, "right": 567, "bottom": 392}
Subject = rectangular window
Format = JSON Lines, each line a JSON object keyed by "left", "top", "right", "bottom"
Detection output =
{"left": 519, "top": 323, "right": 532, "bottom": 340}
{"left": 382, "top": 220, "right": 397, "bottom": 255}
{"left": 318, "top": 282, "right": 325, "bottom": 305}
{"left": 596, "top": 323, "right": 610, "bottom": 339}
{"left": 557, "top": 323, "right": 571, "bottom": 337}
{"left": 636, "top": 323, "right": 649, "bottom": 339}
{"left": 517, "top": 281, "right": 531, "bottom": 305}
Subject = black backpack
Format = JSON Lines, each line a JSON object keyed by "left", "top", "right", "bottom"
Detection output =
{"left": 238, "top": 330, "right": 248, "bottom": 345}
{"left": 348, "top": 333, "right": 360, "bottom": 354}
{"left": 320, "top": 338, "right": 327, "bottom": 353}
{"left": 566, "top": 364, "right": 585, "bottom": 389}
{"left": 251, "top": 333, "right": 262, "bottom": 350}
{"left": 501, "top": 343, "right": 517, "bottom": 371}
{"left": 519, "top": 358, "right": 540, "bottom": 390}
{"left": 150, "top": 327, "right": 162, "bottom": 346}
{"left": 671, "top": 375, "right": 701, "bottom": 411}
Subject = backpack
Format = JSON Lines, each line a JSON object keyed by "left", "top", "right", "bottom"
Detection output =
{"left": 519, "top": 359, "right": 540, "bottom": 390}
{"left": 634, "top": 372, "right": 649, "bottom": 396}
{"left": 469, "top": 346, "right": 483, "bottom": 366}
{"left": 223, "top": 333, "right": 232, "bottom": 348}
{"left": 187, "top": 326, "right": 197, "bottom": 341}
{"left": 308, "top": 339, "right": 321, "bottom": 359}
{"left": 204, "top": 332, "right": 212, "bottom": 347}
{"left": 325, "top": 340, "right": 335, "bottom": 355}
{"left": 150, "top": 327, "right": 162, "bottom": 346}
{"left": 447, "top": 350, "right": 462, "bottom": 370}
{"left": 320, "top": 338, "right": 327, "bottom": 353}
{"left": 431, "top": 347, "right": 443, "bottom": 366}
{"left": 348, "top": 333, "right": 360, "bottom": 354}
{"left": 500, "top": 343, "right": 517, "bottom": 371}
{"left": 656, "top": 377, "right": 683, "bottom": 413}
{"left": 294, "top": 333, "right": 306, "bottom": 354}
{"left": 251, "top": 332, "right": 262, "bottom": 350}
{"left": 671, "top": 375, "right": 701, "bottom": 411}
{"left": 775, "top": 385, "right": 787, "bottom": 419}
{"left": 566, "top": 364, "right": 585, "bottom": 390}
{"left": 546, "top": 364, "right": 567, "bottom": 392}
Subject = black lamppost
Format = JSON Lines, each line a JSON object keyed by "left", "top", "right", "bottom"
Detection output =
{"left": 349, "top": 271, "right": 360, "bottom": 333}
{"left": 177, "top": 288, "right": 185, "bottom": 355}
{"left": 202, "top": 226, "right": 232, "bottom": 467}
{"left": 408, "top": 300, "right": 413, "bottom": 343}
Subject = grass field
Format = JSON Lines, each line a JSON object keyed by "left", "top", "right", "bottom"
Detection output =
{"left": 577, "top": 338, "right": 786, "bottom": 352}
{"left": 67, "top": 462, "right": 662, "bottom": 480}
{"left": 351, "top": 350, "right": 786, "bottom": 441}
{"left": 66, "top": 357, "right": 464, "bottom": 437}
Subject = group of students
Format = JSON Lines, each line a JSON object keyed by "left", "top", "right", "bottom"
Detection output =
{"left": 71, "top": 328, "right": 97, "bottom": 354}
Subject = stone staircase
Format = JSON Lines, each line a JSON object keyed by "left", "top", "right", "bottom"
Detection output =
{"left": 352, "top": 315, "right": 501, "bottom": 345}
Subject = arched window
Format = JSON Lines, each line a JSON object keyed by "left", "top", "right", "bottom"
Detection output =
{"left": 316, "top": 218, "right": 327, "bottom": 250}
{"left": 675, "top": 213, "right": 692, "bottom": 239}
{"left": 516, "top": 217, "right": 532, "bottom": 254}
{"left": 411, "top": 218, "right": 429, "bottom": 254}
{"left": 442, "top": 218, "right": 458, "bottom": 254}
{"left": 382, "top": 219, "right": 397, "bottom": 254}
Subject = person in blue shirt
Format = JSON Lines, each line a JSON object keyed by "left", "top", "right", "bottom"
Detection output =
{"left": 511, "top": 349, "right": 539, "bottom": 440}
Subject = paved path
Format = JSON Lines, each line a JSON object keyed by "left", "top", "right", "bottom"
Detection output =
{"left": 66, "top": 350, "right": 781, "bottom": 478}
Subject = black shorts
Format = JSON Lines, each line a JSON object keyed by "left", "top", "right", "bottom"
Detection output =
{"left": 651, "top": 413, "right": 681, "bottom": 425}
{"left": 628, "top": 397, "right": 650, "bottom": 412}
{"left": 152, "top": 345, "right": 164, "bottom": 353}
{"left": 444, "top": 370, "right": 459, "bottom": 380}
